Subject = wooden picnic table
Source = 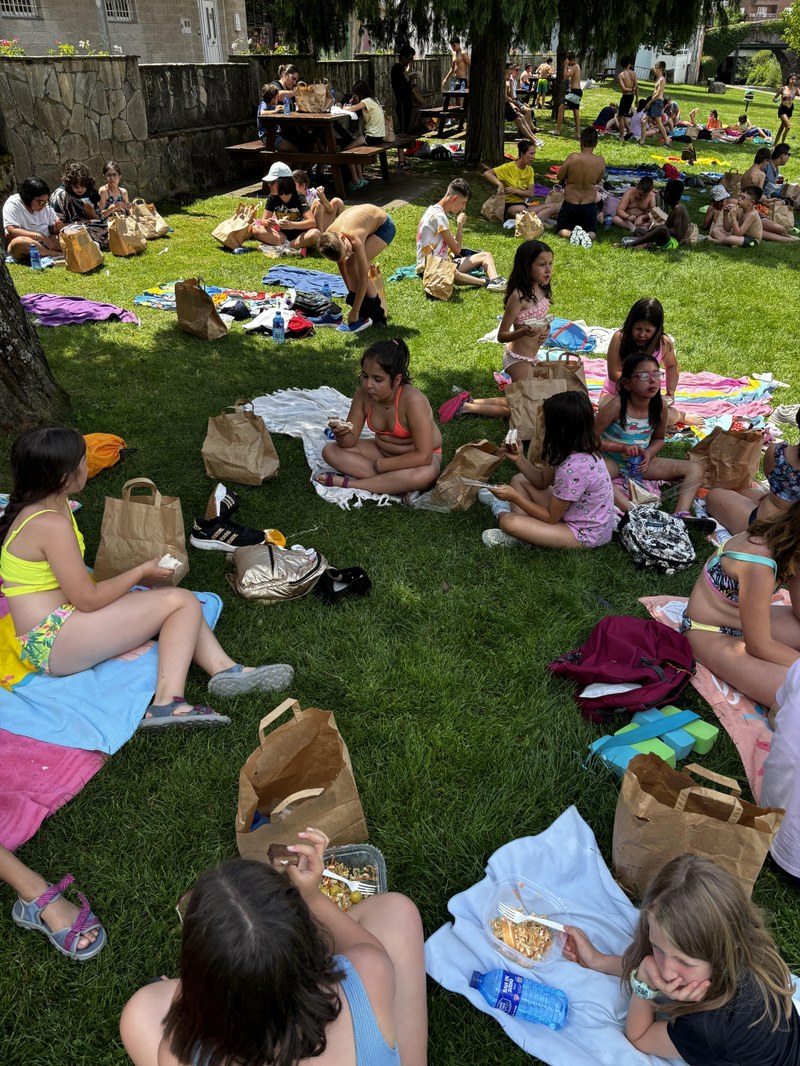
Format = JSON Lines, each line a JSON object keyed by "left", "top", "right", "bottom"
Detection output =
{"left": 257, "top": 111, "right": 359, "bottom": 196}
{"left": 422, "top": 89, "right": 468, "bottom": 138}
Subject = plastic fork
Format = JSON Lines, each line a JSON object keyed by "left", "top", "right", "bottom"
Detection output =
{"left": 497, "top": 901, "right": 566, "bottom": 932}
{"left": 322, "top": 868, "right": 377, "bottom": 895}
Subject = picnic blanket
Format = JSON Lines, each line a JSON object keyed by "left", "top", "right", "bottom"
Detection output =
{"left": 0, "top": 589, "right": 222, "bottom": 754}
{"left": 21, "top": 295, "right": 140, "bottom": 327}
{"left": 640, "top": 594, "right": 774, "bottom": 800}
{"left": 426, "top": 806, "right": 800, "bottom": 1064}
{"left": 426, "top": 806, "right": 684, "bottom": 1066}
{"left": 0, "top": 730, "right": 106, "bottom": 850}
{"left": 134, "top": 282, "right": 272, "bottom": 313}
{"left": 250, "top": 387, "right": 403, "bottom": 509}
{"left": 262, "top": 266, "right": 348, "bottom": 296}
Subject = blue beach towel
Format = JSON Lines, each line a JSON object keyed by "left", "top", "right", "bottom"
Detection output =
{"left": 262, "top": 266, "right": 348, "bottom": 296}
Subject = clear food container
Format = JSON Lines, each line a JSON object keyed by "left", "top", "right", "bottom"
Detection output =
{"left": 482, "top": 876, "right": 571, "bottom": 968}
{"left": 321, "top": 843, "right": 387, "bottom": 909}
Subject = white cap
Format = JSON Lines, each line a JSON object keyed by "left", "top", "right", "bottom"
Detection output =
{"left": 709, "top": 184, "right": 731, "bottom": 202}
{"left": 263, "top": 161, "right": 293, "bottom": 182}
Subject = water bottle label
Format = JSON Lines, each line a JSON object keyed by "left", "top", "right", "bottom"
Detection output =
{"left": 494, "top": 971, "right": 523, "bottom": 1016}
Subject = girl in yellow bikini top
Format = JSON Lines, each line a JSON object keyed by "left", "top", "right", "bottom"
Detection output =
{"left": 0, "top": 507, "right": 85, "bottom": 596}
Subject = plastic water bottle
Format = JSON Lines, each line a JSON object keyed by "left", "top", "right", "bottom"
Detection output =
{"left": 627, "top": 454, "right": 643, "bottom": 479}
{"left": 272, "top": 310, "right": 285, "bottom": 344}
{"left": 283, "top": 96, "right": 291, "bottom": 114}
{"left": 321, "top": 279, "right": 332, "bottom": 301}
{"left": 604, "top": 214, "right": 613, "bottom": 230}
{"left": 29, "top": 244, "right": 42, "bottom": 270}
{"left": 470, "top": 969, "right": 568, "bottom": 1030}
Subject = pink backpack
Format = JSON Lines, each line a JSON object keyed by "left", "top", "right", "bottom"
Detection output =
{"left": 548, "top": 616, "right": 695, "bottom": 725}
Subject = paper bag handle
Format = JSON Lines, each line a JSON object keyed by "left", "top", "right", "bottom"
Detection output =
{"left": 270, "top": 787, "right": 324, "bottom": 817}
{"left": 121, "top": 478, "right": 162, "bottom": 506}
{"left": 684, "top": 763, "right": 742, "bottom": 798}
{"left": 258, "top": 698, "right": 303, "bottom": 743}
{"left": 675, "top": 784, "right": 744, "bottom": 824}
{"left": 232, "top": 398, "right": 255, "bottom": 414}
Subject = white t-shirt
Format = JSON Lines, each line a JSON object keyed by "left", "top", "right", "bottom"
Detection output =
{"left": 762, "top": 661, "right": 800, "bottom": 877}
{"left": 415, "top": 203, "right": 451, "bottom": 271}
{"left": 361, "top": 97, "right": 386, "bottom": 139}
{"left": 2, "top": 193, "right": 58, "bottom": 238}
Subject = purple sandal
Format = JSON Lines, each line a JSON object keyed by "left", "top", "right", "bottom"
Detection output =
{"left": 317, "top": 472, "right": 352, "bottom": 489}
{"left": 139, "top": 698, "right": 231, "bottom": 730}
{"left": 438, "top": 390, "right": 471, "bottom": 424}
{"left": 12, "top": 874, "right": 107, "bottom": 961}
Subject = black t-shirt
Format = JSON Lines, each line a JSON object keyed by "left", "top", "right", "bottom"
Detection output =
{"left": 594, "top": 106, "right": 617, "bottom": 127}
{"left": 390, "top": 62, "right": 412, "bottom": 105}
{"left": 667, "top": 977, "right": 800, "bottom": 1066}
{"left": 265, "top": 191, "right": 309, "bottom": 226}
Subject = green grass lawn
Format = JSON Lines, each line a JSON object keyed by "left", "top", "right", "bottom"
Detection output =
{"left": 1, "top": 79, "right": 799, "bottom": 1066}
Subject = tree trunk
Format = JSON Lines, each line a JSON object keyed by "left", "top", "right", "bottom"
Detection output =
{"left": 552, "top": 40, "right": 567, "bottom": 121}
{"left": 0, "top": 259, "right": 70, "bottom": 432}
{"left": 464, "top": 26, "right": 509, "bottom": 166}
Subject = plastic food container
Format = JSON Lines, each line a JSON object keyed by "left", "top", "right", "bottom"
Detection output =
{"left": 482, "top": 877, "right": 571, "bottom": 968}
{"left": 323, "top": 843, "right": 388, "bottom": 894}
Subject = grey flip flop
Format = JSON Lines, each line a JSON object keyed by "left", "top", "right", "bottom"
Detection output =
{"left": 207, "top": 663, "right": 294, "bottom": 698}
{"left": 139, "top": 699, "right": 230, "bottom": 730}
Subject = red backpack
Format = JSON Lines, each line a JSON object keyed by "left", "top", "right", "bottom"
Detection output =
{"left": 548, "top": 616, "right": 695, "bottom": 725}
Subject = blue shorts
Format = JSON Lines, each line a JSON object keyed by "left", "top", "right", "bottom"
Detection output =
{"left": 648, "top": 99, "right": 665, "bottom": 119}
{"left": 374, "top": 216, "right": 396, "bottom": 246}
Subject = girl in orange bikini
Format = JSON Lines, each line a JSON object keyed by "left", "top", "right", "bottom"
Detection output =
{"left": 317, "top": 338, "right": 442, "bottom": 494}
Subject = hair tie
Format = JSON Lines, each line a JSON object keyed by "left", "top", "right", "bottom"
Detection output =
{"left": 393, "top": 338, "right": 400, "bottom": 347}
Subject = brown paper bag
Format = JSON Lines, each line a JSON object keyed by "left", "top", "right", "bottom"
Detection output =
{"left": 175, "top": 277, "right": 228, "bottom": 341}
{"left": 368, "top": 263, "right": 387, "bottom": 317}
{"left": 202, "top": 401, "right": 279, "bottom": 485}
{"left": 107, "top": 214, "right": 147, "bottom": 256}
{"left": 768, "top": 200, "right": 795, "bottom": 231}
{"left": 514, "top": 211, "right": 544, "bottom": 240}
{"left": 681, "top": 221, "right": 699, "bottom": 246}
{"left": 211, "top": 203, "right": 260, "bottom": 250}
{"left": 294, "top": 83, "right": 333, "bottom": 113}
{"left": 424, "top": 440, "right": 503, "bottom": 511}
{"left": 422, "top": 255, "right": 455, "bottom": 300}
{"left": 722, "top": 170, "right": 742, "bottom": 197}
{"left": 93, "top": 477, "right": 188, "bottom": 585}
{"left": 613, "top": 754, "right": 784, "bottom": 898}
{"left": 480, "top": 184, "right": 506, "bottom": 223}
{"left": 506, "top": 355, "right": 588, "bottom": 441}
{"left": 59, "top": 223, "right": 104, "bottom": 273}
{"left": 236, "top": 698, "right": 368, "bottom": 861}
{"left": 382, "top": 111, "right": 394, "bottom": 141}
{"left": 689, "top": 425, "right": 763, "bottom": 491}
{"left": 648, "top": 206, "right": 668, "bottom": 226}
{"left": 782, "top": 182, "right": 800, "bottom": 207}
{"left": 130, "top": 198, "right": 169, "bottom": 239}
{"left": 545, "top": 187, "right": 564, "bottom": 206}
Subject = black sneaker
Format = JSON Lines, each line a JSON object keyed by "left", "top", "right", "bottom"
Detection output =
{"left": 204, "top": 483, "right": 240, "bottom": 522}
{"left": 190, "top": 516, "right": 266, "bottom": 552}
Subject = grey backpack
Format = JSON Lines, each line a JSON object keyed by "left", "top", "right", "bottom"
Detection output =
{"left": 617, "top": 508, "right": 696, "bottom": 575}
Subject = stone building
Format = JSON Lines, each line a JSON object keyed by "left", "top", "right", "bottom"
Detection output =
{"left": 0, "top": 0, "right": 248, "bottom": 63}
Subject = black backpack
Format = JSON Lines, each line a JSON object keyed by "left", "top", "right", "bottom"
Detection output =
{"left": 291, "top": 291, "right": 337, "bottom": 317}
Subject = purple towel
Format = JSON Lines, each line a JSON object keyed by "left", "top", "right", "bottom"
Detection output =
{"left": 21, "top": 294, "right": 140, "bottom": 327}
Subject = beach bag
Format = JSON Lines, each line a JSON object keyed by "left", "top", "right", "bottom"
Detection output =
{"left": 93, "top": 477, "right": 188, "bottom": 585}
{"left": 211, "top": 203, "right": 259, "bottom": 250}
{"left": 59, "top": 223, "right": 104, "bottom": 273}
{"left": 422, "top": 440, "right": 503, "bottom": 511}
{"left": 228, "top": 543, "right": 327, "bottom": 602}
{"left": 236, "top": 698, "right": 368, "bottom": 862}
{"left": 175, "top": 277, "right": 228, "bottom": 341}
{"left": 613, "top": 754, "right": 784, "bottom": 898}
{"left": 130, "top": 199, "right": 169, "bottom": 239}
{"left": 617, "top": 508, "right": 696, "bottom": 575}
{"left": 422, "top": 255, "right": 455, "bottom": 300}
{"left": 294, "top": 83, "right": 333, "bottom": 113}
{"left": 202, "top": 401, "right": 279, "bottom": 485}
{"left": 514, "top": 211, "right": 544, "bottom": 240}
{"left": 506, "top": 355, "right": 588, "bottom": 441}
{"left": 107, "top": 213, "right": 146, "bottom": 256}
{"left": 480, "top": 185, "right": 506, "bottom": 223}
{"left": 83, "top": 433, "right": 127, "bottom": 479}
{"left": 722, "top": 170, "right": 742, "bottom": 196}
{"left": 548, "top": 616, "right": 695, "bottom": 725}
{"left": 768, "top": 200, "right": 795, "bottom": 230}
{"left": 689, "top": 425, "right": 763, "bottom": 492}
{"left": 546, "top": 318, "right": 596, "bottom": 353}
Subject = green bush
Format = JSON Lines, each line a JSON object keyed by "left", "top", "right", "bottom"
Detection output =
{"left": 699, "top": 54, "right": 717, "bottom": 81}
{"left": 742, "top": 49, "right": 781, "bottom": 88}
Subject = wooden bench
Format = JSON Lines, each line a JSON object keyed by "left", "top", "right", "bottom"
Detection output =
{"left": 419, "top": 106, "right": 466, "bottom": 138}
{"left": 230, "top": 135, "right": 417, "bottom": 197}
{"left": 226, "top": 139, "right": 268, "bottom": 171}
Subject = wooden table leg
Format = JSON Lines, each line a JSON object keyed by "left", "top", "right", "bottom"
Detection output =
{"left": 379, "top": 150, "right": 389, "bottom": 181}
{"left": 331, "top": 164, "right": 347, "bottom": 198}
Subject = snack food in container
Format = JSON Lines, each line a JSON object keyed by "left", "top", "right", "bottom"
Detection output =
{"left": 483, "top": 877, "right": 570, "bottom": 968}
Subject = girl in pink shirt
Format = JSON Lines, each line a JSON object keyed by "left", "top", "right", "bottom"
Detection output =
{"left": 479, "top": 391, "right": 614, "bottom": 549}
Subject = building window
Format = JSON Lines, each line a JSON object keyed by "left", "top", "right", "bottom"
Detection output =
{"left": 756, "top": 4, "right": 767, "bottom": 14}
{"left": 0, "top": 0, "right": 38, "bottom": 16}
{"left": 105, "top": 0, "right": 134, "bottom": 21}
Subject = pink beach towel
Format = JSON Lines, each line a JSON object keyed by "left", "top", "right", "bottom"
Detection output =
{"left": 640, "top": 595, "right": 775, "bottom": 800}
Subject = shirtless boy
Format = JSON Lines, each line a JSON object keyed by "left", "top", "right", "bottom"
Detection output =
{"left": 535, "top": 60, "right": 553, "bottom": 109}
{"left": 318, "top": 204, "right": 396, "bottom": 330}
{"left": 619, "top": 179, "right": 689, "bottom": 249}
{"left": 741, "top": 151, "right": 800, "bottom": 241}
{"left": 556, "top": 127, "right": 606, "bottom": 240}
{"left": 616, "top": 56, "right": 638, "bottom": 141}
{"left": 555, "top": 55, "right": 582, "bottom": 137}
{"left": 613, "top": 177, "right": 655, "bottom": 231}
{"left": 709, "top": 186, "right": 763, "bottom": 248}
{"left": 646, "top": 62, "right": 670, "bottom": 145}
{"left": 443, "top": 38, "right": 470, "bottom": 90}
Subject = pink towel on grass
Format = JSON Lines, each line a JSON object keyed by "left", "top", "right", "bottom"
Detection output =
{"left": 640, "top": 594, "right": 775, "bottom": 800}
{"left": 0, "top": 730, "right": 105, "bottom": 850}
